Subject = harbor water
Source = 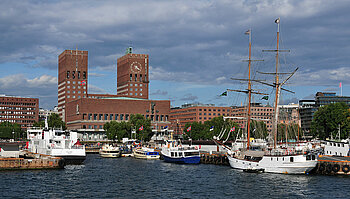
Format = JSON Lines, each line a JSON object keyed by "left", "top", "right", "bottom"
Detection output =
{"left": 1, "top": 154, "right": 349, "bottom": 199}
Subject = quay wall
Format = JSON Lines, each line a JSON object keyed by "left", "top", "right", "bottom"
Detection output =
{"left": 0, "top": 157, "right": 64, "bottom": 170}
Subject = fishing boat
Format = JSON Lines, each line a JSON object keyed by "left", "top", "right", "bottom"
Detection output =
{"left": 99, "top": 144, "right": 121, "bottom": 158}
{"left": 226, "top": 18, "right": 317, "bottom": 174}
{"left": 26, "top": 118, "right": 86, "bottom": 165}
{"left": 132, "top": 147, "right": 160, "bottom": 160}
{"left": 161, "top": 140, "right": 200, "bottom": 164}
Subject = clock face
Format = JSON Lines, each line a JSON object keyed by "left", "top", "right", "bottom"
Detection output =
{"left": 131, "top": 61, "right": 142, "bottom": 73}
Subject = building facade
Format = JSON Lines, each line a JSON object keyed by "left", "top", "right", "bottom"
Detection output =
{"left": 0, "top": 95, "right": 39, "bottom": 129}
{"left": 169, "top": 103, "right": 232, "bottom": 134}
{"left": 58, "top": 50, "right": 88, "bottom": 122}
{"left": 116, "top": 47, "right": 149, "bottom": 99}
{"left": 65, "top": 97, "right": 170, "bottom": 130}
{"left": 38, "top": 106, "right": 58, "bottom": 121}
{"left": 278, "top": 103, "right": 300, "bottom": 125}
{"left": 231, "top": 103, "right": 273, "bottom": 132}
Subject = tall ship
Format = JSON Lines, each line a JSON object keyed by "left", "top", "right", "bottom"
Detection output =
{"left": 226, "top": 18, "right": 317, "bottom": 174}
{"left": 26, "top": 118, "right": 86, "bottom": 164}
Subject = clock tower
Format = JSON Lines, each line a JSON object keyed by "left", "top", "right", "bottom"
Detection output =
{"left": 117, "top": 47, "right": 149, "bottom": 99}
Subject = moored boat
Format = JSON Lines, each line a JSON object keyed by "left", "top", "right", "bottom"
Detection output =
{"left": 133, "top": 147, "right": 160, "bottom": 160}
{"left": 161, "top": 141, "right": 200, "bottom": 164}
{"left": 99, "top": 144, "right": 121, "bottom": 158}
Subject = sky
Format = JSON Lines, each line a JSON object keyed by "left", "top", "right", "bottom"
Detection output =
{"left": 0, "top": 0, "right": 349, "bottom": 109}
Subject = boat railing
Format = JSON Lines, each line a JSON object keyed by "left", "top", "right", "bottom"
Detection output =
{"left": 71, "top": 145, "right": 84, "bottom": 149}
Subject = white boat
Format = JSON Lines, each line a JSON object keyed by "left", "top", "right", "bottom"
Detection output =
{"left": 99, "top": 144, "right": 121, "bottom": 158}
{"left": 161, "top": 140, "right": 200, "bottom": 164}
{"left": 26, "top": 119, "right": 86, "bottom": 164}
{"left": 132, "top": 147, "right": 160, "bottom": 160}
{"left": 226, "top": 18, "right": 317, "bottom": 174}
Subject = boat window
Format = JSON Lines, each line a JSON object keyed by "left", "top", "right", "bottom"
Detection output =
{"left": 174, "top": 152, "right": 177, "bottom": 157}
{"left": 171, "top": 152, "right": 174, "bottom": 157}
{"left": 276, "top": 158, "right": 278, "bottom": 161}
{"left": 306, "top": 155, "right": 311, "bottom": 160}
{"left": 312, "top": 155, "right": 316, "bottom": 160}
{"left": 178, "top": 152, "right": 183, "bottom": 157}
{"left": 290, "top": 157, "right": 294, "bottom": 162}
{"left": 184, "top": 152, "right": 199, "bottom": 157}
{"left": 282, "top": 157, "right": 284, "bottom": 161}
{"left": 271, "top": 158, "right": 272, "bottom": 161}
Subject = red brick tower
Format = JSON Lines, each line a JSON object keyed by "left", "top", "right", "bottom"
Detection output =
{"left": 117, "top": 47, "right": 149, "bottom": 99}
{"left": 58, "top": 49, "right": 88, "bottom": 121}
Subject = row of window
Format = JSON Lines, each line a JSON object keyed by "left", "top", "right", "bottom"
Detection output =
{"left": 130, "top": 74, "right": 147, "bottom": 82}
{"left": 0, "top": 102, "right": 36, "bottom": 106}
{"left": 130, "top": 83, "right": 144, "bottom": 87}
{"left": 67, "top": 90, "right": 86, "bottom": 94}
{"left": 66, "top": 85, "right": 86, "bottom": 90}
{"left": 0, "top": 119, "right": 35, "bottom": 123}
{"left": 82, "top": 113, "right": 169, "bottom": 122}
{"left": 66, "top": 71, "right": 87, "bottom": 79}
{"left": 0, "top": 111, "right": 35, "bottom": 115}
{"left": 0, "top": 115, "right": 36, "bottom": 119}
{"left": 0, "top": 107, "right": 36, "bottom": 110}
{"left": 199, "top": 108, "right": 230, "bottom": 112}
{"left": 129, "top": 93, "right": 143, "bottom": 96}
{"left": 66, "top": 81, "right": 87, "bottom": 86}
{"left": 67, "top": 95, "right": 84, "bottom": 99}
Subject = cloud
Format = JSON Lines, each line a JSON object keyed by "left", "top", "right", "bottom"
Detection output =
{"left": 280, "top": 97, "right": 299, "bottom": 105}
{"left": 0, "top": 74, "right": 58, "bottom": 109}
{"left": 88, "top": 84, "right": 106, "bottom": 94}
{"left": 150, "top": 89, "right": 168, "bottom": 96}
{"left": 180, "top": 93, "right": 198, "bottom": 101}
{"left": 89, "top": 73, "right": 105, "bottom": 77}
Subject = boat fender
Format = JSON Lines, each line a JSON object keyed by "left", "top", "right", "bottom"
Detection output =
{"left": 51, "top": 144, "right": 54, "bottom": 148}
{"left": 332, "top": 164, "right": 340, "bottom": 173}
{"left": 326, "top": 164, "right": 333, "bottom": 173}
{"left": 195, "top": 146, "right": 198, "bottom": 150}
{"left": 318, "top": 163, "right": 325, "bottom": 172}
{"left": 342, "top": 165, "right": 350, "bottom": 173}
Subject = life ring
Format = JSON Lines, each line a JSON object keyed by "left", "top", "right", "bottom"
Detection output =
{"left": 342, "top": 165, "right": 350, "bottom": 173}
{"left": 195, "top": 146, "right": 198, "bottom": 150}
{"left": 51, "top": 144, "right": 54, "bottom": 148}
{"left": 318, "top": 163, "right": 325, "bottom": 172}
{"left": 332, "top": 164, "right": 340, "bottom": 173}
{"left": 326, "top": 164, "right": 333, "bottom": 173}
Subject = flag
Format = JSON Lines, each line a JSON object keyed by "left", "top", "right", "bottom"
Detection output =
{"left": 210, "top": 126, "right": 214, "bottom": 131}
{"left": 80, "top": 80, "right": 86, "bottom": 86}
{"left": 187, "top": 126, "right": 191, "bottom": 132}
{"left": 230, "top": 127, "right": 235, "bottom": 132}
{"left": 139, "top": 125, "right": 143, "bottom": 131}
{"left": 339, "top": 82, "right": 342, "bottom": 88}
{"left": 220, "top": 91, "right": 227, "bottom": 96}
{"left": 275, "top": 18, "right": 280, "bottom": 24}
{"left": 261, "top": 96, "right": 269, "bottom": 100}
{"left": 164, "top": 126, "right": 168, "bottom": 129}
{"left": 244, "top": 30, "right": 250, "bottom": 35}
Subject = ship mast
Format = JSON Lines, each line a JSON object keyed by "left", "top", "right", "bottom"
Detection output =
{"left": 247, "top": 29, "right": 252, "bottom": 150}
{"left": 273, "top": 18, "right": 281, "bottom": 149}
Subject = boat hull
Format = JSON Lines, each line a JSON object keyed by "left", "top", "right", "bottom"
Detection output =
{"left": 163, "top": 155, "right": 200, "bottom": 164}
{"left": 99, "top": 151, "right": 121, "bottom": 158}
{"left": 56, "top": 155, "right": 86, "bottom": 165}
{"left": 227, "top": 155, "right": 317, "bottom": 174}
{"left": 133, "top": 152, "right": 159, "bottom": 160}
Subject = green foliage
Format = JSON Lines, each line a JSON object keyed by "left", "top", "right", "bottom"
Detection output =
{"left": 103, "top": 114, "right": 152, "bottom": 142}
{"left": 183, "top": 116, "right": 239, "bottom": 141}
{"left": 48, "top": 113, "right": 66, "bottom": 130}
{"left": 250, "top": 120, "right": 268, "bottom": 139}
{"left": 311, "top": 102, "right": 350, "bottom": 140}
{"left": 277, "top": 123, "right": 299, "bottom": 141}
{"left": 33, "top": 121, "right": 45, "bottom": 128}
{"left": 0, "top": 121, "right": 25, "bottom": 139}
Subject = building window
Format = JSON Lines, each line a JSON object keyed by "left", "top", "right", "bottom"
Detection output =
{"left": 93, "top": 114, "right": 97, "bottom": 120}
{"left": 135, "top": 88, "right": 138, "bottom": 91}
{"left": 67, "top": 86, "right": 70, "bottom": 89}
{"left": 130, "top": 88, "right": 133, "bottom": 91}
{"left": 115, "top": 114, "right": 118, "bottom": 120}
{"left": 109, "top": 114, "right": 113, "bottom": 120}
{"left": 140, "top": 93, "right": 143, "bottom": 96}
{"left": 99, "top": 114, "right": 103, "bottom": 120}
{"left": 130, "top": 83, "right": 133, "bottom": 86}
{"left": 67, "top": 91, "right": 70, "bottom": 93}
{"left": 120, "top": 114, "right": 124, "bottom": 120}
{"left": 104, "top": 114, "right": 108, "bottom": 120}
{"left": 67, "top": 95, "right": 70, "bottom": 98}
{"left": 88, "top": 125, "right": 92, "bottom": 129}
{"left": 73, "top": 96, "right": 75, "bottom": 98}
{"left": 135, "top": 74, "right": 137, "bottom": 81}
{"left": 130, "top": 93, "right": 133, "bottom": 95}
{"left": 140, "top": 74, "right": 142, "bottom": 82}
{"left": 125, "top": 114, "right": 129, "bottom": 120}
{"left": 88, "top": 113, "right": 92, "bottom": 120}
{"left": 67, "top": 81, "right": 70, "bottom": 84}
{"left": 135, "top": 93, "right": 138, "bottom": 96}
{"left": 145, "top": 74, "right": 147, "bottom": 82}
{"left": 73, "top": 86, "right": 75, "bottom": 89}
{"left": 67, "top": 71, "right": 70, "bottom": 79}
{"left": 73, "top": 91, "right": 75, "bottom": 94}
{"left": 78, "top": 71, "right": 81, "bottom": 79}
{"left": 94, "top": 125, "right": 97, "bottom": 129}
{"left": 72, "top": 71, "right": 75, "bottom": 79}
{"left": 130, "top": 74, "right": 132, "bottom": 81}
{"left": 83, "top": 71, "right": 86, "bottom": 79}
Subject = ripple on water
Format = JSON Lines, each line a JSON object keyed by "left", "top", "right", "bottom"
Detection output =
{"left": 1, "top": 154, "right": 350, "bottom": 199}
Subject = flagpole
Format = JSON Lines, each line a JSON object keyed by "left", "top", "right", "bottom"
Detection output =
{"left": 341, "top": 82, "right": 343, "bottom": 96}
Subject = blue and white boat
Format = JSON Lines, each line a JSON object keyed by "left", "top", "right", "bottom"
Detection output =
{"left": 161, "top": 141, "right": 200, "bottom": 164}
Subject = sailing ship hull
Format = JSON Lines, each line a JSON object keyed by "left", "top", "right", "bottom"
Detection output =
{"left": 56, "top": 155, "right": 86, "bottom": 165}
{"left": 163, "top": 155, "right": 200, "bottom": 164}
{"left": 227, "top": 155, "right": 317, "bottom": 174}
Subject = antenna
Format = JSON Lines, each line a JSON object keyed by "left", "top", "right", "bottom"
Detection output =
{"left": 75, "top": 46, "right": 78, "bottom": 72}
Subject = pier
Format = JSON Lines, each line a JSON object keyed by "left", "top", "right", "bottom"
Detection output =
{"left": 313, "top": 155, "right": 350, "bottom": 175}
{"left": 200, "top": 152, "right": 229, "bottom": 166}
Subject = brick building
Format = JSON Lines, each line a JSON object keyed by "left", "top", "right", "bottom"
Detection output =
{"left": 0, "top": 95, "right": 39, "bottom": 129}
{"left": 66, "top": 97, "right": 170, "bottom": 130}
{"left": 231, "top": 103, "right": 273, "bottom": 132}
{"left": 58, "top": 49, "right": 88, "bottom": 122}
{"left": 59, "top": 48, "right": 171, "bottom": 134}
{"left": 169, "top": 103, "right": 232, "bottom": 134}
{"left": 117, "top": 47, "right": 149, "bottom": 99}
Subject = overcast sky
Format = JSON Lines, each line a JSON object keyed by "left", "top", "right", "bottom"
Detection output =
{"left": 0, "top": 0, "right": 349, "bottom": 109}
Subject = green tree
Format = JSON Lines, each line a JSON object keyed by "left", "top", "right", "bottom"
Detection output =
{"left": 0, "top": 122, "right": 24, "bottom": 139}
{"left": 48, "top": 113, "right": 66, "bottom": 129}
{"left": 311, "top": 102, "right": 350, "bottom": 140}
{"left": 129, "top": 114, "right": 152, "bottom": 141}
{"left": 103, "top": 121, "right": 131, "bottom": 141}
{"left": 33, "top": 121, "right": 45, "bottom": 128}
{"left": 250, "top": 120, "right": 268, "bottom": 139}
